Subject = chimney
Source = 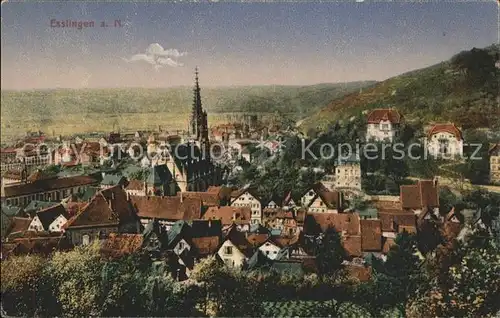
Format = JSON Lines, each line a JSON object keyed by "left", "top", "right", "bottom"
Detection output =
{"left": 232, "top": 212, "right": 236, "bottom": 221}
{"left": 180, "top": 192, "right": 183, "bottom": 203}
{"left": 433, "top": 176, "right": 439, "bottom": 187}
{"left": 108, "top": 199, "right": 113, "bottom": 211}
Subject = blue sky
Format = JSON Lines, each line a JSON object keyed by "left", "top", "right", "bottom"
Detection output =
{"left": 1, "top": 1, "right": 498, "bottom": 89}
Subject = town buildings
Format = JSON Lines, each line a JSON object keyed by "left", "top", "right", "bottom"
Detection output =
{"left": 334, "top": 156, "right": 362, "bottom": 190}
{"left": 365, "top": 108, "right": 403, "bottom": 142}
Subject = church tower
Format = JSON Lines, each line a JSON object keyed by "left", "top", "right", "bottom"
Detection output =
{"left": 189, "top": 67, "right": 210, "bottom": 155}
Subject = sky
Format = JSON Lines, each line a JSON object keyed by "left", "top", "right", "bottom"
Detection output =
{"left": 1, "top": 1, "right": 498, "bottom": 89}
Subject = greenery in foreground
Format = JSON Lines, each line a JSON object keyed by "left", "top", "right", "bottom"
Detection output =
{"left": 2, "top": 217, "right": 500, "bottom": 317}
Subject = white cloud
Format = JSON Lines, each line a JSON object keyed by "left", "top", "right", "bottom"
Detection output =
{"left": 123, "top": 43, "right": 186, "bottom": 70}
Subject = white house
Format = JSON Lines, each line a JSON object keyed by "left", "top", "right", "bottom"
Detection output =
{"left": 426, "top": 124, "right": 463, "bottom": 159}
{"left": 258, "top": 240, "right": 282, "bottom": 260}
{"left": 335, "top": 161, "right": 362, "bottom": 190}
{"left": 300, "top": 183, "right": 343, "bottom": 213}
{"left": 366, "top": 109, "right": 403, "bottom": 142}
{"left": 28, "top": 204, "right": 68, "bottom": 232}
{"left": 230, "top": 189, "right": 262, "bottom": 225}
{"left": 217, "top": 239, "right": 248, "bottom": 268}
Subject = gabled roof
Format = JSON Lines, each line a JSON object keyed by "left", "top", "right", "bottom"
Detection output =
{"left": 130, "top": 195, "right": 202, "bottom": 221}
{"left": 224, "top": 226, "right": 254, "bottom": 257}
{"left": 378, "top": 210, "right": 416, "bottom": 232}
{"left": 301, "top": 183, "right": 342, "bottom": 210}
{"left": 202, "top": 206, "right": 251, "bottom": 226}
{"left": 36, "top": 204, "right": 68, "bottom": 229}
{"left": 191, "top": 236, "right": 220, "bottom": 256}
{"left": 5, "top": 217, "right": 32, "bottom": 236}
{"left": 304, "top": 213, "right": 361, "bottom": 235}
{"left": 400, "top": 180, "right": 439, "bottom": 210}
{"left": 360, "top": 219, "right": 382, "bottom": 251}
{"left": 427, "top": 123, "right": 463, "bottom": 141}
{"left": 167, "top": 220, "right": 189, "bottom": 247}
{"left": 246, "top": 233, "right": 270, "bottom": 247}
{"left": 230, "top": 187, "right": 261, "bottom": 202}
{"left": 367, "top": 108, "right": 403, "bottom": 124}
{"left": 270, "top": 234, "right": 300, "bottom": 248}
{"left": 64, "top": 186, "right": 134, "bottom": 229}
{"left": 2, "top": 175, "right": 100, "bottom": 198}
{"left": 179, "top": 191, "right": 220, "bottom": 207}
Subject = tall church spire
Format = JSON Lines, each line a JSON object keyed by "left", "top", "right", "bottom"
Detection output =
{"left": 189, "top": 67, "right": 209, "bottom": 146}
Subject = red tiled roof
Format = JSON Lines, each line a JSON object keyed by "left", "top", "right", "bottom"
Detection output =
{"left": 64, "top": 193, "right": 119, "bottom": 229}
{"left": 378, "top": 211, "right": 416, "bottom": 232}
{"left": 179, "top": 191, "right": 220, "bottom": 207}
{"left": 400, "top": 180, "right": 439, "bottom": 210}
{"left": 360, "top": 219, "right": 382, "bottom": 251}
{"left": 202, "top": 206, "right": 251, "bottom": 226}
{"left": 367, "top": 109, "right": 403, "bottom": 124}
{"left": 427, "top": 123, "right": 463, "bottom": 141}
{"left": 130, "top": 195, "right": 202, "bottom": 221}
{"left": 191, "top": 236, "right": 220, "bottom": 256}
{"left": 5, "top": 217, "right": 32, "bottom": 235}
{"left": 2, "top": 175, "right": 99, "bottom": 198}
{"left": 246, "top": 233, "right": 270, "bottom": 247}
{"left": 343, "top": 235, "right": 362, "bottom": 257}
{"left": 100, "top": 233, "right": 143, "bottom": 258}
{"left": 308, "top": 212, "right": 361, "bottom": 235}
{"left": 271, "top": 235, "right": 300, "bottom": 248}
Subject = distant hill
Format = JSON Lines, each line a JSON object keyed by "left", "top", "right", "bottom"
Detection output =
{"left": 0, "top": 81, "right": 375, "bottom": 120}
{"left": 300, "top": 45, "right": 500, "bottom": 132}
{"left": 0, "top": 81, "right": 375, "bottom": 141}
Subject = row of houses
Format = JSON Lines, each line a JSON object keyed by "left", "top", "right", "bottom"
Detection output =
{"left": 2, "top": 175, "right": 469, "bottom": 281}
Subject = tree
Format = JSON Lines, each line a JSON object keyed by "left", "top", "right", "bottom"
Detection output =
{"left": 190, "top": 256, "right": 262, "bottom": 317}
{"left": 0, "top": 255, "right": 55, "bottom": 317}
{"left": 409, "top": 226, "right": 500, "bottom": 317}
{"left": 314, "top": 228, "right": 347, "bottom": 278}
{"left": 354, "top": 232, "right": 423, "bottom": 316}
{"left": 47, "top": 242, "right": 104, "bottom": 316}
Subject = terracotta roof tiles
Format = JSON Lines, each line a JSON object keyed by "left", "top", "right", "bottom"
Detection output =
{"left": 367, "top": 109, "right": 403, "bottom": 124}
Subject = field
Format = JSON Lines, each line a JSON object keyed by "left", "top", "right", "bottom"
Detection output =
{"left": 0, "top": 82, "right": 373, "bottom": 142}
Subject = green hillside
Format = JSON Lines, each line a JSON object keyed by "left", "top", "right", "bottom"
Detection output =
{"left": 0, "top": 82, "right": 373, "bottom": 140}
{"left": 301, "top": 45, "right": 500, "bottom": 132}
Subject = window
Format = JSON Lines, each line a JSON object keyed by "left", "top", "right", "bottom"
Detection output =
{"left": 224, "top": 246, "right": 233, "bottom": 255}
{"left": 178, "top": 241, "right": 185, "bottom": 250}
{"left": 381, "top": 124, "right": 389, "bottom": 130}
